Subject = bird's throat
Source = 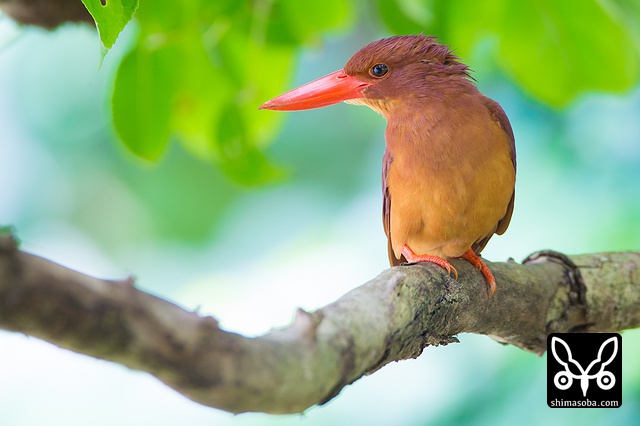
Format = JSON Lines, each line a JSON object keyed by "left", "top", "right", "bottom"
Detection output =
{"left": 384, "top": 101, "right": 448, "bottom": 157}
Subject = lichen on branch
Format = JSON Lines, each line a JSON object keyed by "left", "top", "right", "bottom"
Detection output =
{"left": 0, "top": 234, "right": 639, "bottom": 414}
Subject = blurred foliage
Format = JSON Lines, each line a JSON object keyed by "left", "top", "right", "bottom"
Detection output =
{"left": 88, "top": 0, "right": 640, "bottom": 183}
{"left": 380, "top": 0, "right": 639, "bottom": 105}
{"left": 108, "top": 0, "right": 351, "bottom": 184}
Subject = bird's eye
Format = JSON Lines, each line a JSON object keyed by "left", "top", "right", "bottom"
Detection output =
{"left": 370, "top": 63, "right": 389, "bottom": 77}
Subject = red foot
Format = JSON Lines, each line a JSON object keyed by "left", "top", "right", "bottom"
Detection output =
{"left": 461, "top": 248, "right": 496, "bottom": 297}
{"left": 402, "top": 245, "right": 458, "bottom": 279}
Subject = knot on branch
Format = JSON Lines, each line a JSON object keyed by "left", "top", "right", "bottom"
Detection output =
{"left": 523, "top": 249, "right": 591, "bottom": 334}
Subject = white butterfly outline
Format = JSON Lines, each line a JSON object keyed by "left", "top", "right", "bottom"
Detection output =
{"left": 551, "top": 336, "right": 617, "bottom": 397}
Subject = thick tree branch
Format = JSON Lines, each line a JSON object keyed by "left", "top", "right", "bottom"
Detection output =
{"left": 0, "top": 234, "right": 639, "bottom": 414}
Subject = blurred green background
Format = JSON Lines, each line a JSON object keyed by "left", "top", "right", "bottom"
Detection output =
{"left": 1, "top": 0, "right": 640, "bottom": 425}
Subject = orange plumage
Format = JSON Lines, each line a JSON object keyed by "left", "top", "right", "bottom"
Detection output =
{"left": 261, "top": 35, "right": 516, "bottom": 296}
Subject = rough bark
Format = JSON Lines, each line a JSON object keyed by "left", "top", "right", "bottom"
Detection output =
{"left": 0, "top": 234, "right": 639, "bottom": 414}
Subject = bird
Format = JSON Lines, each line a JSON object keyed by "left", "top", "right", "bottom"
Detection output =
{"left": 260, "top": 35, "right": 516, "bottom": 297}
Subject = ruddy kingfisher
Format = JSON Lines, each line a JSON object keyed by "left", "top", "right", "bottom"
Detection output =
{"left": 260, "top": 35, "right": 516, "bottom": 296}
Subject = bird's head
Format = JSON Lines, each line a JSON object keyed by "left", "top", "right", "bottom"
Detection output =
{"left": 259, "top": 35, "right": 471, "bottom": 116}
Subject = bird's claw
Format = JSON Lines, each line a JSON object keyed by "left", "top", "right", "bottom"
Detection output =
{"left": 401, "top": 245, "right": 458, "bottom": 280}
{"left": 461, "top": 248, "right": 497, "bottom": 297}
{"left": 443, "top": 263, "right": 459, "bottom": 280}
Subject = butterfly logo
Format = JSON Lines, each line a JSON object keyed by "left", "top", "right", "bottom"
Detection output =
{"left": 551, "top": 336, "right": 618, "bottom": 397}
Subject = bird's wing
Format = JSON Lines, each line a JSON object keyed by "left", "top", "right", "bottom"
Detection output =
{"left": 382, "top": 149, "right": 404, "bottom": 266}
{"left": 473, "top": 99, "right": 517, "bottom": 254}
{"left": 486, "top": 99, "right": 516, "bottom": 171}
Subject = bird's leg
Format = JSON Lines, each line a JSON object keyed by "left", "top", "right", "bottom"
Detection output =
{"left": 460, "top": 248, "right": 496, "bottom": 297}
{"left": 401, "top": 245, "right": 458, "bottom": 279}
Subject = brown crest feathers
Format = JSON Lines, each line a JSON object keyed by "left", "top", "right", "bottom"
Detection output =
{"left": 344, "top": 34, "right": 471, "bottom": 79}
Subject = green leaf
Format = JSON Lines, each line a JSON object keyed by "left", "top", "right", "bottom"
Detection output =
{"left": 496, "top": 0, "right": 639, "bottom": 106}
{"left": 112, "top": 45, "right": 178, "bottom": 161}
{"left": 267, "top": 0, "right": 352, "bottom": 45}
{"left": 213, "top": 105, "right": 285, "bottom": 185}
{"left": 282, "top": 0, "right": 352, "bottom": 42}
{"left": 429, "top": 0, "right": 500, "bottom": 57}
{"left": 134, "top": 25, "right": 289, "bottom": 183}
{"left": 375, "top": 0, "right": 434, "bottom": 36}
{"left": 133, "top": 0, "right": 227, "bottom": 34}
{"left": 608, "top": 0, "right": 640, "bottom": 54}
{"left": 82, "top": 0, "right": 139, "bottom": 56}
{"left": 427, "top": 0, "right": 640, "bottom": 106}
{"left": 106, "top": 0, "right": 353, "bottom": 184}
{"left": 167, "top": 29, "right": 230, "bottom": 160}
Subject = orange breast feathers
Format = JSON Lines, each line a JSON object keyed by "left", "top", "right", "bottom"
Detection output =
{"left": 384, "top": 95, "right": 516, "bottom": 262}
